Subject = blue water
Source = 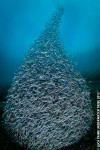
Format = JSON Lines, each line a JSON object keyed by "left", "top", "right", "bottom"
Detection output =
{"left": 0, "top": 0, "right": 100, "bottom": 84}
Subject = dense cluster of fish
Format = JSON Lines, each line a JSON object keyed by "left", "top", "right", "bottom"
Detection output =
{"left": 3, "top": 5, "right": 93, "bottom": 150}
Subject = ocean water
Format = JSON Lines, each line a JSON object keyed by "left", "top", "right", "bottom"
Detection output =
{"left": 0, "top": 1, "right": 99, "bottom": 150}
{"left": 0, "top": 0, "right": 100, "bottom": 85}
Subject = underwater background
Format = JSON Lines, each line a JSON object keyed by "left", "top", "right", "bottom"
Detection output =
{"left": 0, "top": 0, "right": 100, "bottom": 85}
{"left": 0, "top": 0, "right": 99, "bottom": 149}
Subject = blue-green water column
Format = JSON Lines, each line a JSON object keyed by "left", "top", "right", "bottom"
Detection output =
{"left": 3, "top": 5, "right": 93, "bottom": 150}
